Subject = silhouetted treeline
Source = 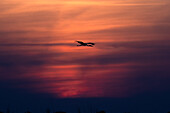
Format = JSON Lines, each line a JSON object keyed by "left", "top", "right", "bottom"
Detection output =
{"left": 0, "top": 109, "right": 105, "bottom": 113}
{"left": 0, "top": 108, "right": 170, "bottom": 113}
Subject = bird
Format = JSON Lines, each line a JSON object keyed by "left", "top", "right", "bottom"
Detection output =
{"left": 75, "top": 41, "right": 95, "bottom": 47}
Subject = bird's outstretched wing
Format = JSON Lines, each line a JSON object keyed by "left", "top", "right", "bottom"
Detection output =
{"left": 87, "top": 42, "right": 95, "bottom": 45}
{"left": 76, "top": 41, "right": 85, "bottom": 45}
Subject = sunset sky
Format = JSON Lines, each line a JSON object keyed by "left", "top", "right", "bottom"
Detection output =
{"left": 0, "top": 0, "right": 170, "bottom": 113}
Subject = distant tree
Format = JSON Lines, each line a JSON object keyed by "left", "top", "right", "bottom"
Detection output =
{"left": 78, "top": 108, "right": 81, "bottom": 113}
{"left": 96, "top": 110, "right": 106, "bottom": 113}
{"left": 25, "top": 110, "right": 31, "bottom": 113}
{"left": 6, "top": 106, "right": 10, "bottom": 113}
{"left": 46, "top": 108, "right": 50, "bottom": 113}
{"left": 54, "top": 111, "right": 66, "bottom": 113}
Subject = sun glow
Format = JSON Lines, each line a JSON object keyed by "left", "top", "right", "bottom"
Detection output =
{"left": 1, "top": 0, "right": 169, "bottom": 98}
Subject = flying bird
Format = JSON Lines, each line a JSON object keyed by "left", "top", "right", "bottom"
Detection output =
{"left": 76, "top": 41, "right": 95, "bottom": 47}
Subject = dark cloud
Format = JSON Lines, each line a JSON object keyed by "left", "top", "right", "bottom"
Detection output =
{"left": 0, "top": 43, "right": 74, "bottom": 47}
{"left": 67, "top": 39, "right": 170, "bottom": 97}
{"left": 0, "top": 48, "right": 63, "bottom": 99}
{"left": 80, "top": 24, "right": 170, "bottom": 38}
{"left": 96, "top": 40, "right": 170, "bottom": 49}
{"left": 74, "top": 48, "right": 170, "bottom": 65}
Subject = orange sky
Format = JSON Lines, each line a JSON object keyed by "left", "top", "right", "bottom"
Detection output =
{"left": 0, "top": 0, "right": 170, "bottom": 98}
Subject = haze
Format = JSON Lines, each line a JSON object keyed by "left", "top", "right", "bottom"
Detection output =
{"left": 0, "top": 0, "right": 170, "bottom": 112}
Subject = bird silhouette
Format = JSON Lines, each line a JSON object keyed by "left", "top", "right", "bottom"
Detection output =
{"left": 76, "top": 41, "right": 95, "bottom": 47}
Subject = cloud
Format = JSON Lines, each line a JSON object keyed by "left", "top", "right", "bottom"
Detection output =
{"left": 0, "top": 43, "right": 74, "bottom": 47}
{"left": 80, "top": 24, "right": 170, "bottom": 37}
{"left": 24, "top": 1, "right": 166, "bottom": 6}
{"left": 0, "top": 0, "right": 170, "bottom": 99}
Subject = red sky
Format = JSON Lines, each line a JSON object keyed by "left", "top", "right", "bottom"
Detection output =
{"left": 0, "top": 0, "right": 170, "bottom": 98}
